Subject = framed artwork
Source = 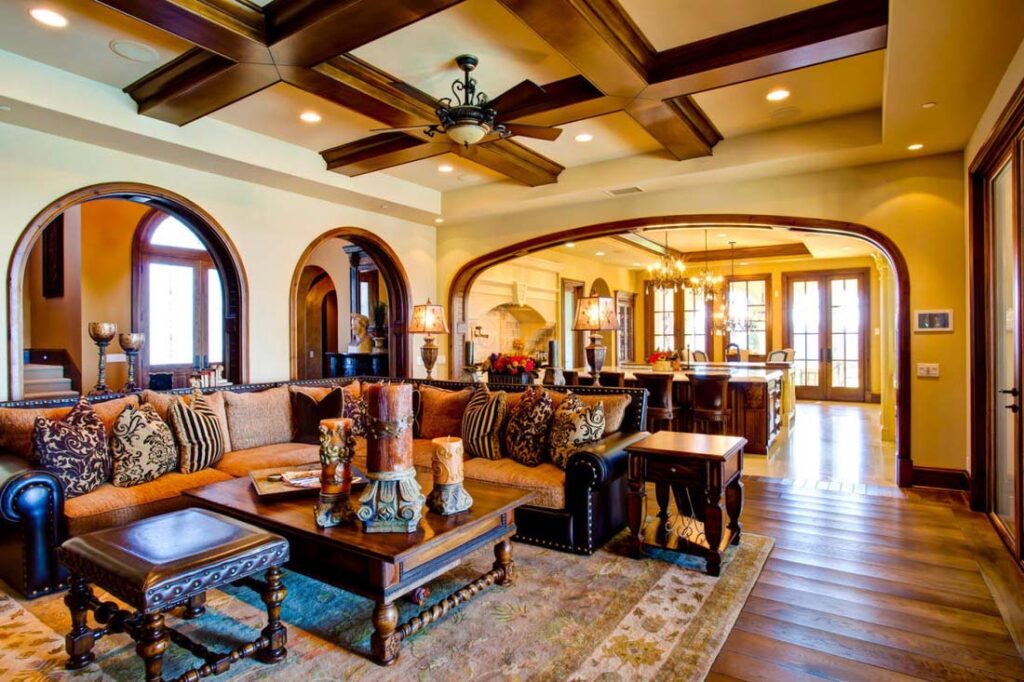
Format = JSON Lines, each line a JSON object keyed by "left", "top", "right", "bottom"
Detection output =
{"left": 913, "top": 309, "right": 953, "bottom": 333}
{"left": 42, "top": 214, "right": 64, "bottom": 299}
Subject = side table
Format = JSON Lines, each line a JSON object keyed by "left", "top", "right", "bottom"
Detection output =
{"left": 625, "top": 431, "right": 746, "bottom": 576}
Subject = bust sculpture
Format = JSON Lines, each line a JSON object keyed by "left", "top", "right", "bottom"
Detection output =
{"left": 348, "top": 313, "right": 373, "bottom": 352}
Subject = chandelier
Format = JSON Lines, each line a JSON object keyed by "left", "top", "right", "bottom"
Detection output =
{"left": 712, "top": 242, "right": 755, "bottom": 335}
{"left": 689, "top": 230, "right": 724, "bottom": 302}
{"left": 644, "top": 231, "right": 687, "bottom": 293}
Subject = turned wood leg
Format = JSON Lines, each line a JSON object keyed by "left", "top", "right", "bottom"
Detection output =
{"left": 257, "top": 566, "right": 288, "bottom": 664}
{"left": 493, "top": 538, "right": 515, "bottom": 586}
{"left": 655, "top": 481, "right": 670, "bottom": 527}
{"left": 136, "top": 613, "right": 169, "bottom": 682}
{"left": 625, "top": 455, "right": 646, "bottom": 558}
{"left": 704, "top": 487, "right": 724, "bottom": 577}
{"left": 371, "top": 601, "right": 400, "bottom": 666}
{"left": 64, "top": 575, "right": 96, "bottom": 670}
{"left": 183, "top": 592, "right": 206, "bottom": 619}
{"left": 726, "top": 477, "right": 744, "bottom": 545}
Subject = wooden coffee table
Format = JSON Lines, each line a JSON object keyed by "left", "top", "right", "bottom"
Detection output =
{"left": 185, "top": 472, "right": 533, "bottom": 666}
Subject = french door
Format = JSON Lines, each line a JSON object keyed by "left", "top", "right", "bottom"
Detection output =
{"left": 784, "top": 270, "right": 869, "bottom": 402}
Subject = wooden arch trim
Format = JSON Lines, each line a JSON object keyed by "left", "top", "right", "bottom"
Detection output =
{"left": 7, "top": 182, "right": 249, "bottom": 400}
{"left": 447, "top": 213, "right": 913, "bottom": 486}
{"left": 289, "top": 227, "right": 412, "bottom": 379}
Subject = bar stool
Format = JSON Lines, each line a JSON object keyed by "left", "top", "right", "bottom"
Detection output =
{"left": 687, "top": 373, "right": 732, "bottom": 435}
{"left": 598, "top": 370, "right": 625, "bottom": 388}
{"left": 634, "top": 372, "right": 680, "bottom": 432}
{"left": 691, "top": 350, "right": 708, "bottom": 363}
{"left": 577, "top": 375, "right": 596, "bottom": 386}
{"left": 561, "top": 369, "right": 580, "bottom": 386}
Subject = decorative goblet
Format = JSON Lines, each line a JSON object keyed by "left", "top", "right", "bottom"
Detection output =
{"left": 314, "top": 418, "right": 358, "bottom": 528}
{"left": 87, "top": 322, "right": 117, "bottom": 395}
{"left": 118, "top": 332, "right": 145, "bottom": 393}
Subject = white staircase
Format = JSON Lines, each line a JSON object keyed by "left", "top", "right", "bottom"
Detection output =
{"left": 23, "top": 363, "right": 78, "bottom": 400}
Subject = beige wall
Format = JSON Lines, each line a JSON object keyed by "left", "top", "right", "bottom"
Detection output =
{"left": 438, "top": 153, "right": 967, "bottom": 471}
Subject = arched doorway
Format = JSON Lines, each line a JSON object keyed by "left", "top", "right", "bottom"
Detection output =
{"left": 294, "top": 265, "right": 340, "bottom": 380}
{"left": 290, "top": 228, "right": 412, "bottom": 378}
{"left": 447, "top": 214, "right": 912, "bottom": 486}
{"left": 7, "top": 182, "right": 248, "bottom": 400}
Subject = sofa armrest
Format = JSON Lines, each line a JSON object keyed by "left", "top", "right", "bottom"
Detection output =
{"left": 565, "top": 431, "right": 651, "bottom": 490}
{"left": 0, "top": 457, "right": 64, "bottom": 524}
{"left": 0, "top": 455, "right": 68, "bottom": 597}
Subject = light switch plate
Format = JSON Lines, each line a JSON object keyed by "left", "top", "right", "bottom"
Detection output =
{"left": 916, "top": 363, "right": 940, "bottom": 378}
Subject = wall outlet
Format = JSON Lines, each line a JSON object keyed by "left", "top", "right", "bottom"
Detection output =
{"left": 916, "top": 362, "right": 940, "bottom": 378}
{"left": 105, "top": 353, "right": 127, "bottom": 363}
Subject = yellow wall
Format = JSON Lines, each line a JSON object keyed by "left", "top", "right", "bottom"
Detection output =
{"left": 438, "top": 153, "right": 967, "bottom": 471}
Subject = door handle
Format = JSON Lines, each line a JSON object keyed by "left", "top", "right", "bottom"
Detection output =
{"left": 1006, "top": 404, "right": 1020, "bottom": 413}
{"left": 1000, "top": 388, "right": 1020, "bottom": 397}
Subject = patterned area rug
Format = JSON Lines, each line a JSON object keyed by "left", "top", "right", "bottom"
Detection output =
{"left": 2, "top": 532, "right": 772, "bottom": 681}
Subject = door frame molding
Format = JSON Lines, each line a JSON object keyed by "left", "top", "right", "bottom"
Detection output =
{"left": 448, "top": 214, "right": 913, "bottom": 486}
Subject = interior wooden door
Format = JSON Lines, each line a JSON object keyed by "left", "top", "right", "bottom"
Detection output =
{"left": 786, "top": 274, "right": 826, "bottom": 400}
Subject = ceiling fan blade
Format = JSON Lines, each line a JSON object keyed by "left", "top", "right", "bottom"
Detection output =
{"left": 486, "top": 80, "right": 545, "bottom": 114}
{"left": 504, "top": 123, "right": 563, "bottom": 141}
{"left": 369, "top": 124, "right": 435, "bottom": 132}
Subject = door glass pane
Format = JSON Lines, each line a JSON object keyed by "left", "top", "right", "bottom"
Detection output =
{"left": 207, "top": 269, "right": 223, "bottom": 365}
{"left": 791, "top": 279, "right": 820, "bottom": 387}
{"left": 993, "top": 161, "right": 1017, "bottom": 539}
{"left": 148, "top": 263, "right": 194, "bottom": 365}
{"left": 830, "top": 277, "right": 861, "bottom": 389}
{"left": 653, "top": 287, "right": 676, "bottom": 352}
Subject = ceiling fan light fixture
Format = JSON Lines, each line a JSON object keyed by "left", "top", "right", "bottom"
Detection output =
{"left": 446, "top": 121, "right": 489, "bottom": 146}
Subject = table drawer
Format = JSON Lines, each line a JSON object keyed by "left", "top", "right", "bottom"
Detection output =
{"left": 645, "top": 458, "right": 703, "bottom": 481}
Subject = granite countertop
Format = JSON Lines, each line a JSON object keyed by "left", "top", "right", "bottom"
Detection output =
{"left": 576, "top": 366, "right": 783, "bottom": 383}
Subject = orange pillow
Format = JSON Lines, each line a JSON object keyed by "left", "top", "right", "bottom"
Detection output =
{"left": 418, "top": 385, "right": 473, "bottom": 439}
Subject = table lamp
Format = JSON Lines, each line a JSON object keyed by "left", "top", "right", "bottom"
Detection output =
{"left": 572, "top": 295, "right": 619, "bottom": 377}
{"left": 409, "top": 299, "right": 449, "bottom": 379}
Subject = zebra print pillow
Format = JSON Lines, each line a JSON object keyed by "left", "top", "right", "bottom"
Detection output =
{"left": 461, "top": 385, "right": 508, "bottom": 460}
{"left": 170, "top": 392, "right": 225, "bottom": 473}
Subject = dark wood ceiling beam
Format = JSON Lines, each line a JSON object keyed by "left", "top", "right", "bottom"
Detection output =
{"left": 94, "top": 0, "right": 271, "bottom": 63}
{"left": 625, "top": 96, "right": 722, "bottom": 160}
{"left": 266, "top": 0, "right": 466, "bottom": 67}
{"left": 321, "top": 133, "right": 452, "bottom": 176}
{"left": 453, "top": 139, "right": 564, "bottom": 186}
{"left": 643, "top": 0, "right": 889, "bottom": 99}
{"left": 124, "top": 48, "right": 279, "bottom": 124}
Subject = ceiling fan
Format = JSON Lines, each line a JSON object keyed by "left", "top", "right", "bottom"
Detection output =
{"left": 371, "top": 54, "right": 564, "bottom": 146}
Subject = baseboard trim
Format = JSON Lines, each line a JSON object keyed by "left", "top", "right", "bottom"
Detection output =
{"left": 913, "top": 466, "right": 970, "bottom": 491}
{"left": 868, "top": 392, "right": 881, "bottom": 404}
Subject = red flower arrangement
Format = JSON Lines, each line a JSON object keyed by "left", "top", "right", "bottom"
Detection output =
{"left": 484, "top": 352, "right": 538, "bottom": 376}
{"left": 648, "top": 351, "right": 672, "bottom": 364}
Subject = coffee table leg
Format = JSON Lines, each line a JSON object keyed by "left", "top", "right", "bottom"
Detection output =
{"left": 726, "top": 477, "right": 743, "bottom": 546}
{"left": 257, "top": 566, "right": 288, "bottom": 664}
{"left": 136, "top": 613, "right": 169, "bottom": 682}
{"left": 704, "top": 487, "right": 724, "bottom": 577}
{"left": 64, "top": 575, "right": 96, "bottom": 670}
{"left": 371, "top": 601, "right": 400, "bottom": 666}
{"left": 183, "top": 592, "right": 206, "bottom": 619}
{"left": 626, "top": 453, "right": 645, "bottom": 558}
{"left": 494, "top": 538, "right": 515, "bottom": 586}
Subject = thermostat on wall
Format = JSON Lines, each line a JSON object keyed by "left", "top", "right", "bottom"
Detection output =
{"left": 913, "top": 309, "right": 953, "bottom": 333}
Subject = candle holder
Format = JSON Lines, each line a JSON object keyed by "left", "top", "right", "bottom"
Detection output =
{"left": 118, "top": 332, "right": 145, "bottom": 393}
{"left": 314, "top": 418, "right": 358, "bottom": 528}
{"left": 87, "top": 322, "right": 117, "bottom": 395}
{"left": 427, "top": 437, "right": 473, "bottom": 515}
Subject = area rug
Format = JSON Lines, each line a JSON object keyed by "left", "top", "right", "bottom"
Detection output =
{"left": 2, "top": 532, "right": 772, "bottom": 681}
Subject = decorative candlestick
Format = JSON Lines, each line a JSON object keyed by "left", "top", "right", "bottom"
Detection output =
{"left": 357, "top": 384, "right": 424, "bottom": 533}
{"left": 427, "top": 437, "right": 473, "bottom": 515}
{"left": 87, "top": 322, "right": 117, "bottom": 395}
{"left": 118, "top": 332, "right": 145, "bottom": 393}
{"left": 315, "top": 418, "right": 358, "bottom": 528}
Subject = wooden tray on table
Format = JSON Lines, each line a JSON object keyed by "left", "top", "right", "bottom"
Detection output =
{"left": 248, "top": 462, "right": 367, "bottom": 500}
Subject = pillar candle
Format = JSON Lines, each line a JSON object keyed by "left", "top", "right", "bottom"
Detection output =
{"left": 431, "top": 437, "right": 464, "bottom": 485}
{"left": 365, "top": 383, "right": 413, "bottom": 474}
{"left": 319, "top": 417, "right": 354, "bottom": 494}
{"left": 548, "top": 339, "right": 559, "bottom": 367}
{"left": 464, "top": 340, "right": 475, "bottom": 366}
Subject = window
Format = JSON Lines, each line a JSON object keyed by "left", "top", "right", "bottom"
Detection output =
{"left": 651, "top": 287, "right": 676, "bottom": 352}
{"left": 682, "top": 287, "right": 708, "bottom": 354}
{"left": 562, "top": 279, "right": 584, "bottom": 368}
{"left": 616, "top": 291, "right": 636, "bottom": 363}
{"left": 726, "top": 277, "right": 769, "bottom": 355}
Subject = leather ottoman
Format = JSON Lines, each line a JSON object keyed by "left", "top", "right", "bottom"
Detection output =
{"left": 57, "top": 508, "right": 289, "bottom": 681}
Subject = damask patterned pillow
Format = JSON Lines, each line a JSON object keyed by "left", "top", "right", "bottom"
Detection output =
{"left": 32, "top": 397, "right": 111, "bottom": 498}
{"left": 462, "top": 385, "right": 508, "bottom": 460}
{"left": 110, "top": 404, "right": 177, "bottom": 487}
{"left": 503, "top": 386, "right": 554, "bottom": 466}
{"left": 550, "top": 393, "right": 606, "bottom": 470}
{"left": 170, "top": 391, "right": 225, "bottom": 473}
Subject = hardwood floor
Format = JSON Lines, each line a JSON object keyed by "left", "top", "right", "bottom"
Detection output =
{"left": 708, "top": 478, "right": 1024, "bottom": 680}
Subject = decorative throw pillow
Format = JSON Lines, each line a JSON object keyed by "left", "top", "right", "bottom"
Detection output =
{"left": 110, "top": 404, "right": 177, "bottom": 487}
{"left": 550, "top": 394, "right": 606, "bottom": 470}
{"left": 170, "top": 391, "right": 225, "bottom": 473}
{"left": 462, "top": 385, "right": 508, "bottom": 460}
{"left": 291, "top": 387, "right": 344, "bottom": 444}
{"left": 503, "top": 386, "right": 554, "bottom": 466}
{"left": 343, "top": 389, "right": 369, "bottom": 437}
{"left": 418, "top": 385, "right": 473, "bottom": 439}
{"left": 141, "top": 390, "right": 233, "bottom": 452}
{"left": 223, "top": 386, "right": 294, "bottom": 451}
{"left": 32, "top": 398, "right": 110, "bottom": 498}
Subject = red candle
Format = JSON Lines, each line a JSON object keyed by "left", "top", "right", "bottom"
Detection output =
{"left": 365, "top": 383, "right": 413, "bottom": 474}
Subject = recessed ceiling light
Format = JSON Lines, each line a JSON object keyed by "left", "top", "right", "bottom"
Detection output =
{"left": 565, "top": 242, "right": 575, "bottom": 248}
{"left": 595, "top": 251, "right": 605, "bottom": 256}
{"left": 438, "top": 164, "right": 454, "bottom": 173}
{"left": 109, "top": 40, "right": 160, "bottom": 63}
{"left": 921, "top": 101, "right": 937, "bottom": 109}
{"left": 716, "top": 232, "right": 727, "bottom": 238}
{"left": 632, "top": 262, "right": 642, "bottom": 267}
{"left": 739, "top": 262, "right": 750, "bottom": 266}
{"left": 30, "top": 8, "right": 67, "bottom": 27}
{"left": 574, "top": 133, "right": 593, "bottom": 143}
{"left": 766, "top": 88, "right": 790, "bottom": 102}
{"left": 434, "top": 217, "right": 444, "bottom": 224}
{"left": 299, "top": 111, "right": 321, "bottom": 123}
{"left": 907, "top": 143, "right": 924, "bottom": 151}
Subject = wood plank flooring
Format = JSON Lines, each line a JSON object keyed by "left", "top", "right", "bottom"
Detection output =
{"left": 708, "top": 477, "right": 1024, "bottom": 681}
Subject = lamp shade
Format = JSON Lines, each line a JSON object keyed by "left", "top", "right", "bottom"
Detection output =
{"left": 409, "top": 299, "right": 449, "bottom": 334}
{"left": 572, "top": 296, "right": 619, "bottom": 332}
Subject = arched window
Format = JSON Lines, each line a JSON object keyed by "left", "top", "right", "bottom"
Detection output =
{"left": 134, "top": 212, "right": 224, "bottom": 386}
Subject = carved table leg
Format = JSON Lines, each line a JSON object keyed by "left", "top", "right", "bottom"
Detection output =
{"left": 371, "top": 601, "right": 400, "bottom": 666}
{"left": 257, "top": 566, "right": 288, "bottom": 664}
{"left": 726, "top": 477, "right": 744, "bottom": 546}
{"left": 655, "top": 482, "right": 670, "bottom": 528}
{"left": 136, "top": 613, "right": 169, "bottom": 682}
{"left": 183, "top": 592, "right": 206, "bottom": 619}
{"left": 64, "top": 575, "right": 96, "bottom": 670}
{"left": 493, "top": 538, "right": 515, "bottom": 586}
{"left": 625, "top": 453, "right": 646, "bottom": 558}
{"left": 704, "top": 486, "right": 724, "bottom": 577}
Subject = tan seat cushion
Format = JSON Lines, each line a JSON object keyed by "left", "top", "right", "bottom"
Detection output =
{"left": 0, "top": 395, "right": 139, "bottom": 461}
{"left": 418, "top": 386, "right": 473, "bottom": 439}
{"left": 64, "top": 468, "right": 231, "bottom": 536}
{"left": 142, "top": 390, "right": 233, "bottom": 452}
{"left": 214, "top": 442, "right": 319, "bottom": 478}
{"left": 463, "top": 457, "right": 565, "bottom": 510}
{"left": 223, "top": 386, "right": 294, "bottom": 451}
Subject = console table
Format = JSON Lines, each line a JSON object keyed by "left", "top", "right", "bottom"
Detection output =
{"left": 325, "top": 351, "right": 388, "bottom": 378}
{"left": 625, "top": 432, "right": 745, "bottom": 576}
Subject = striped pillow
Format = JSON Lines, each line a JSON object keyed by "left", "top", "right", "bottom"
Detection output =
{"left": 462, "top": 386, "right": 508, "bottom": 460}
{"left": 170, "top": 393, "right": 225, "bottom": 473}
